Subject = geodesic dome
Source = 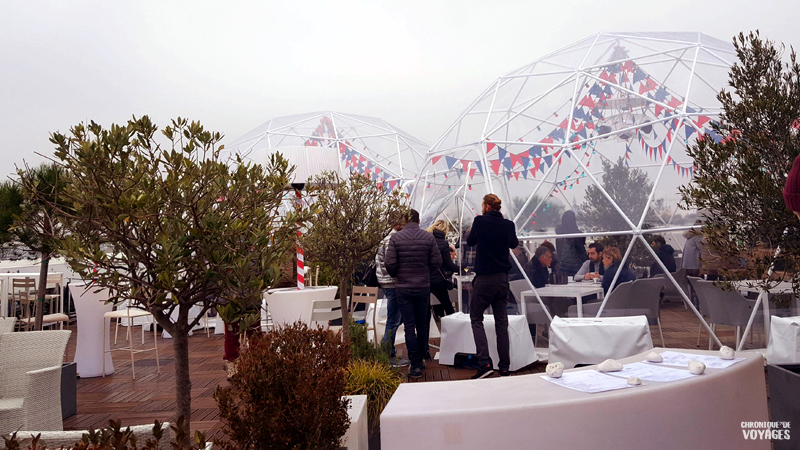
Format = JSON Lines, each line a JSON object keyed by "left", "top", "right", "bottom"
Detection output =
{"left": 224, "top": 111, "right": 427, "bottom": 193}
{"left": 412, "top": 32, "right": 735, "bottom": 247}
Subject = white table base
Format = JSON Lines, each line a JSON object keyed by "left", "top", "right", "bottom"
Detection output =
{"left": 68, "top": 283, "right": 114, "bottom": 377}
{"left": 765, "top": 315, "right": 800, "bottom": 364}
{"left": 343, "top": 395, "right": 368, "bottom": 450}
{"left": 439, "top": 312, "right": 537, "bottom": 371}
{"left": 549, "top": 316, "right": 653, "bottom": 369}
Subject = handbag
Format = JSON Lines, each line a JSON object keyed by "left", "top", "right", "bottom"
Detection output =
{"left": 438, "top": 268, "right": 456, "bottom": 290}
{"left": 361, "top": 261, "right": 379, "bottom": 287}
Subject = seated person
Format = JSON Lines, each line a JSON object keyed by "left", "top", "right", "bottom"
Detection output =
{"left": 649, "top": 236, "right": 677, "bottom": 276}
{"left": 574, "top": 242, "right": 605, "bottom": 281}
{"left": 540, "top": 240, "right": 559, "bottom": 274}
{"left": 601, "top": 246, "right": 636, "bottom": 294}
{"left": 523, "top": 246, "right": 552, "bottom": 288}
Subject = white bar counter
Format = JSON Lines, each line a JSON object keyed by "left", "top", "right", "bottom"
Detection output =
{"left": 381, "top": 348, "right": 769, "bottom": 450}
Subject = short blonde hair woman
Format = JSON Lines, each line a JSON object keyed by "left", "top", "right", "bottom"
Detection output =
{"left": 426, "top": 220, "right": 450, "bottom": 235}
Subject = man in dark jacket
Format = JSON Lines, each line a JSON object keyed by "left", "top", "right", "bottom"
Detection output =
{"left": 385, "top": 209, "right": 442, "bottom": 378}
{"left": 523, "top": 246, "right": 552, "bottom": 288}
{"left": 649, "top": 236, "right": 677, "bottom": 276}
{"left": 466, "top": 194, "right": 519, "bottom": 379}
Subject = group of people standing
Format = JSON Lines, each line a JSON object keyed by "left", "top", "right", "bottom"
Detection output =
{"left": 375, "top": 195, "right": 520, "bottom": 380}
{"left": 373, "top": 198, "right": 704, "bottom": 380}
{"left": 374, "top": 210, "right": 461, "bottom": 378}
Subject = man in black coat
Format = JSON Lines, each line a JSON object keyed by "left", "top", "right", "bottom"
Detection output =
{"left": 385, "top": 209, "right": 442, "bottom": 378}
{"left": 466, "top": 194, "right": 519, "bottom": 379}
{"left": 523, "top": 246, "right": 552, "bottom": 288}
{"left": 650, "top": 236, "right": 677, "bottom": 276}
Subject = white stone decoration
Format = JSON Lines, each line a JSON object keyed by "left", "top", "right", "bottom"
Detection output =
{"left": 646, "top": 352, "right": 664, "bottom": 363}
{"left": 546, "top": 362, "right": 565, "bottom": 378}
{"left": 627, "top": 376, "right": 642, "bottom": 386}
{"left": 688, "top": 359, "right": 706, "bottom": 375}
{"left": 598, "top": 359, "right": 623, "bottom": 372}
{"left": 719, "top": 346, "right": 735, "bottom": 360}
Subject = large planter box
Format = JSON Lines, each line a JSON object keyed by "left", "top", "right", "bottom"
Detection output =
{"left": 767, "top": 364, "right": 800, "bottom": 450}
{"left": 61, "top": 362, "right": 77, "bottom": 419}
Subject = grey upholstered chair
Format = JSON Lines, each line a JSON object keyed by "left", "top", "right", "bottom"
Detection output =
{"left": 688, "top": 277, "right": 762, "bottom": 349}
{"left": 509, "top": 279, "right": 551, "bottom": 347}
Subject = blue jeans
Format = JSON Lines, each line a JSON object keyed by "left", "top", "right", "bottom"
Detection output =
{"left": 381, "top": 288, "right": 401, "bottom": 356}
{"left": 396, "top": 288, "right": 431, "bottom": 369}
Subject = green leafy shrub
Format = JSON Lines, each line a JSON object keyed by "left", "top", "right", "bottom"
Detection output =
{"left": 348, "top": 320, "right": 390, "bottom": 365}
{"left": 213, "top": 321, "right": 351, "bottom": 450}
{"left": 345, "top": 359, "right": 403, "bottom": 431}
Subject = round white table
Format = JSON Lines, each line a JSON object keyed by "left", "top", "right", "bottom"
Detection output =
{"left": 68, "top": 282, "right": 115, "bottom": 377}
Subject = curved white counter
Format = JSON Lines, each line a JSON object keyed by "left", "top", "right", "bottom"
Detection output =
{"left": 68, "top": 282, "right": 115, "bottom": 377}
{"left": 381, "top": 348, "right": 769, "bottom": 449}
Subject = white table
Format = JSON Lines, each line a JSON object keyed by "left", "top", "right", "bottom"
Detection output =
{"left": 343, "top": 395, "right": 368, "bottom": 450}
{"left": 765, "top": 315, "right": 800, "bottom": 364}
{"left": 381, "top": 348, "right": 769, "bottom": 450}
{"left": 548, "top": 316, "right": 653, "bottom": 369}
{"left": 262, "top": 286, "right": 338, "bottom": 330}
{"left": 68, "top": 282, "right": 115, "bottom": 377}
{"left": 520, "top": 282, "right": 603, "bottom": 318}
{"left": 439, "top": 312, "right": 537, "bottom": 371}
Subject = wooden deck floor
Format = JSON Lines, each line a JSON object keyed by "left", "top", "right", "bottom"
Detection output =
{"left": 60, "top": 300, "right": 770, "bottom": 439}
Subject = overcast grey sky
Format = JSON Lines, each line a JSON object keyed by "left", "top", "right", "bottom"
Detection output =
{"left": 2, "top": 0, "right": 799, "bottom": 178}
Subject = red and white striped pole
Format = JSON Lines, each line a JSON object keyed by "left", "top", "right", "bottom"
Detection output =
{"left": 295, "top": 188, "right": 304, "bottom": 290}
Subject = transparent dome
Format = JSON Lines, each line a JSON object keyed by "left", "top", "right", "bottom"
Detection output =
{"left": 224, "top": 111, "right": 428, "bottom": 192}
{"left": 412, "top": 32, "right": 736, "bottom": 246}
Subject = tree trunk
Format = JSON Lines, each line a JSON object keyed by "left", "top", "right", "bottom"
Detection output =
{"left": 339, "top": 276, "right": 350, "bottom": 340}
{"left": 173, "top": 326, "right": 192, "bottom": 446}
{"left": 34, "top": 252, "right": 50, "bottom": 331}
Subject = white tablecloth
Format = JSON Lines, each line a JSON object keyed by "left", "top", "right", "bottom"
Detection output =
{"left": 381, "top": 348, "right": 769, "bottom": 450}
{"left": 439, "top": 312, "right": 537, "bottom": 371}
{"left": 68, "top": 282, "right": 115, "bottom": 377}
{"left": 765, "top": 315, "right": 800, "bottom": 364}
{"left": 549, "top": 316, "right": 653, "bottom": 369}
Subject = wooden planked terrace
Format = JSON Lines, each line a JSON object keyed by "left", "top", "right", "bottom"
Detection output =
{"left": 60, "top": 300, "right": 769, "bottom": 440}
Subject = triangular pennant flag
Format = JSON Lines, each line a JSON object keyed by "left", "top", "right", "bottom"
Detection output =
{"left": 502, "top": 157, "right": 514, "bottom": 171}
{"left": 461, "top": 159, "right": 471, "bottom": 171}
{"left": 521, "top": 169, "right": 528, "bottom": 180}
{"left": 486, "top": 142, "right": 496, "bottom": 153}
{"left": 520, "top": 156, "right": 530, "bottom": 168}
{"left": 469, "top": 168, "right": 477, "bottom": 179}
{"left": 509, "top": 152, "right": 522, "bottom": 167}
{"left": 543, "top": 155, "right": 553, "bottom": 167}
{"left": 685, "top": 126, "right": 696, "bottom": 140}
{"left": 490, "top": 160, "right": 502, "bottom": 175}
{"left": 474, "top": 161, "right": 483, "bottom": 175}
{"left": 431, "top": 156, "right": 442, "bottom": 165}
{"left": 513, "top": 172, "right": 520, "bottom": 181}
{"left": 531, "top": 158, "right": 541, "bottom": 174}
{"left": 579, "top": 95, "right": 596, "bottom": 109}
{"left": 445, "top": 156, "right": 458, "bottom": 169}
{"left": 498, "top": 147, "right": 507, "bottom": 161}
{"left": 695, "top": 115, "right": 711, "bottom": 127}
{"left": 529, "top": 146, "right": 542, "bottom": 157}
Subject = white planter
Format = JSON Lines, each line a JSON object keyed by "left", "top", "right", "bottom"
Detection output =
{"left": 263, "top": 286, "right": 338, "bottom": 329}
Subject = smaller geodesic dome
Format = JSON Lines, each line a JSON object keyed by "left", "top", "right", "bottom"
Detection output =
{"left": 223, "top": 111, "right": 428, "bottom": 193}
{"left": 412, "top": 32, "right": 736, "bottom": 252}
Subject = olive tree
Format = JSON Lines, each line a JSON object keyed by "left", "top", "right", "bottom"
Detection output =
{"left": 680, "top": 31, "right": 800, "bottom": 288}
{"left": 43, "top": 116, "right": 307, "bottom": 441}
{"left": 302, "top": 172, "right": 407, "bottom": 339}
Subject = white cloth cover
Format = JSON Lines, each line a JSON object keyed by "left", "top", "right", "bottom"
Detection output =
{"left": 263, "top": 286, "right": 338, "bottom": 330}
{"left": 439, "top": 312, "right": 537, "bottom": 371}
{"left": 343, "top": 395, "right": 368, "bottom": 450}
{"left": 68, "top": 283, "right": 115, "bottom": 377}
{"left": 380, "top": 348, "right": 769, "bottom": 450}
{"left": 549, "top": 316, "right": 653, "bottom": 369}
{"left": 766, "top": 315, "right": 800, "bottom": 364}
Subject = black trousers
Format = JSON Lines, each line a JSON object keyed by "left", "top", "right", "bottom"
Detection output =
{"left": 470, "top": 272, "right": 510, "bottom": 371}
{"left": 430, "top": 281, "right": 456, "bottom": 318}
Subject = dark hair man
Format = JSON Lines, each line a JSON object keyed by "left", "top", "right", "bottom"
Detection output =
{"left": 574, "top": 242, "right": 604, "bottom": 281}
{"left": 523, "top": 246, "right": 552, "bottom": 289}
{"left": 466, "top": 194, "right": 519, "bottom": 379}
{"left": 385, "top": 209, "right": 442, "bottom": 378}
